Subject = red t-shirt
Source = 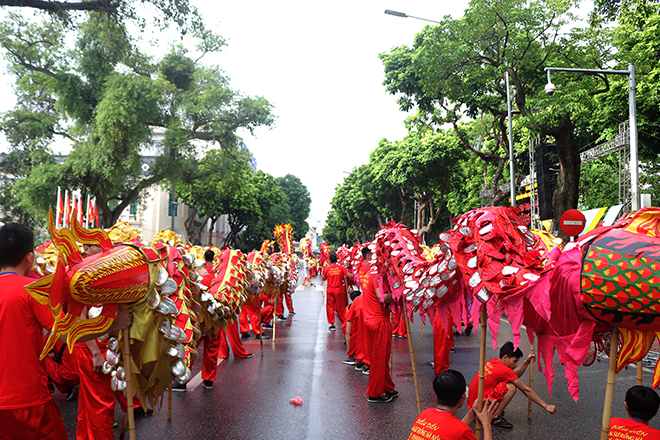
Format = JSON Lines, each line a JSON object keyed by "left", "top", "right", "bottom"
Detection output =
{"left": 323, "top": 264, "right": 348, "bottom": 293}
{"left": 361, "top": 271, "right": 388, "bottom": 321}
{"left": 408, "top": 407, "right": 476, "bottom": 440}
{"left": 467, "top": 358, "right": 519, "bottom": 409}
{"left": 358, "top": 261, "right": 371, "bottom": 286}
{"left": 200, "top": 271, "right": 214, "bottom": 289}
{"left": 609, "top": 417, "right": 660, "bottom": 440}
{"left": 345, "top": 294, "right": 363, "bottom": 324}
{"left": 205, "top": 263, "right": 215, "bottom": 274}
{"left": 0, "top": 273, "right": 56, "bottom": 409}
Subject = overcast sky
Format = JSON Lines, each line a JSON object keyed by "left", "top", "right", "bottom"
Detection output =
{"left": 182, "top": 0, "right": 472, "bottom": 231}
{"left": 0, "top": 1, "right": 472, "bottom": 232}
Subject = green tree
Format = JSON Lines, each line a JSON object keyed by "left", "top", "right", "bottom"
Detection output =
{"left": 0, "top": 0, "right": 204, "bottom": 35}
{"left": 224, "top": 170, "right": 287, "bottom": 250}
{"left": 380, "top": 0, "right": 611, "bottom": 239}
{"left": 275, "top": 174, "right": 311, "bottom": 241}
{"left": 370, "top": 128, "right": 467, "bottom": 235}
{"left": 176, "top": 147, "right": 254, "bottom": 245}
{"left": 0, "top": 13, "right": 274, "bottom": 228}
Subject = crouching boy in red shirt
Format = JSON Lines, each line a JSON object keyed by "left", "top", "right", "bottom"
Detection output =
{"left": 467, "top": 341, "right": 556, "bottom": 429}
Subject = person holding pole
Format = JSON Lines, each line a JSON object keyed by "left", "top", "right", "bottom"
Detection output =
{"left": 608, "top": 386, "right": 660, "bottom": 439}
{"left": 408, "top": 370, "right": 498, "bottom": 440}
{"left": 467, "top": 341, "right": 556, "bottom": 429}
{"left": 0, "top": 223, "right": 132, "bottom": 439}
{"left": 322, "top": 252, "right": 353, "bottom": 331}
{"left": 362, "top": 265, "right": 398, "bottom": 403}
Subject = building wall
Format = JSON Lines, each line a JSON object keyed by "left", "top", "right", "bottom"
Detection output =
{"left": 118, "top": 185, "right": 230, "bottom": 246}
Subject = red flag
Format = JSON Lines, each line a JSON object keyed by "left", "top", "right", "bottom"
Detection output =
{"left": 77, "top": 196, "right": 83, "bottom": 225}
{"left": 56, "top": 187, "right": 63, "bottom": 228}
{"left": 64, "top": 191, "right": 71, "bottom": 227}
{"left": 93, "top": 200, "right": 98, "bottom": 228}
{"left": 86, "top": 196, "right": 92, "bottom": 227}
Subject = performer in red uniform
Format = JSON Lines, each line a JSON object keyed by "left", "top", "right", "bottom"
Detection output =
{"left": 391, "top": 306, "right": 408, "bottom": 338}
{"left": 44, "top": 340, "right": 79, "bottom": 398}
{"left": 74, "top": 243, "right": 145, "bottom": 440}
{"left": 275, "top": 283, "right": 293, "bottom": 320}
{"left": 467, "top": 341, "right": 556, "bottom": 428}
{"left": 609, "top": 386, "right": 660, "bottom": 440}
{"left": 432, "top": 308, "right": 454, "bottom": 375}
{"left": 343, "top": 290, "right": 369, "bottom": 369}
{"left": 0, "top": 223, "right": 132, "bottom": 440}
{"left": 408, "top": 370, "right": 497, "bottom": 440}
{"left": 204, "top": 249, "right": 216, "bottom": 274}
{"left": 240, "top": 290, "right": 273, "bottom": 339}
{"left": 322, "top": 252, "right": 352, "bottom": 331}
{"left": 361, "top": 268, "right": 397, "bottom": 402}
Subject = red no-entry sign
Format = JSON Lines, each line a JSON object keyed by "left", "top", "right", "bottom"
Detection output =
{"left": 560, "top": 209, "right": 586, "bottom": 237}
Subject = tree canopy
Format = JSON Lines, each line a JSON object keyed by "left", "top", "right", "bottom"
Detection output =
{"left": 0, "top": 11, "right": 274, "bottom": 228}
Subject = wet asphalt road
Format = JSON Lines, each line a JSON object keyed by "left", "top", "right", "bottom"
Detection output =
{"left": 53, "top": 276, "right": 660, "bottom": 439}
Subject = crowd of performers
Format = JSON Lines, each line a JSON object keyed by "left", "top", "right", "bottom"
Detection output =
{"left": 6, "top": 202, "right": 660, "bottom": 440}
{"left": 0, "top": 215, "right": 299, "bottom": 440}
{"left": 318, "top": 215, "right": 660, "bottom": 440}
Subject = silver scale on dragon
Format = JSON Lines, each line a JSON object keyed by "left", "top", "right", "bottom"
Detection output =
{"left": 101, "top": 254, "right": 196, "bottom": 389}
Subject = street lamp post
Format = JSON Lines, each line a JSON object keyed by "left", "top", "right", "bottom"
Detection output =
{"left": 544, "top": 64, "right": 639, "bottom": 210}
{"left": 506, "top": 71, "right": 516, "bottom": 207}
{"left": 384, "top": 9, "right": 439, "bottom": 24}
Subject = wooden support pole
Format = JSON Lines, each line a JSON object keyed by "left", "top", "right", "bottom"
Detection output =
{"left": 389, "top": 311, "right": 394, "bottom": 372}
{"left": 637, "top": 361, "right": 643, "bottom": 386}
{"left": 167, "top": 385, "right": 172, "bottom": 421}
{"left": 528, "top": 338, "right": 535, "bottom": 420}
{"left": 600, "top": 328, "right": 619, "bottom": 440}
{"left": 476, "top": 304, "right": 487, "bottom": 440}
{"left": 272, "top": 290, "right": 279, "bottom": 344}
{"left": 122, "top": 328, "right": 136, "bottom": 440}
{"left": 403, "top": 299, "right": 422, "bottom": 414}
{"left": 258, "top": 299, "right": 264, "bottom": 357}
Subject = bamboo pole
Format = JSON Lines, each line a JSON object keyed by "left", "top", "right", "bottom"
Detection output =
{"left": 403, "top": 299, "right": 422, "bottom": 414}
{"left": 637, "top": 361, "right": 643, "bottom": 386}
{"left": 122, "top": 328, "right": 136, "bottom": 440}
{"left": 475, "top": 304, "right": 487, "bottom": 440}
{"left": 272, "top": 290, "right": 279, "bottom": 344}
{"left": 389, "top": 311, "right": 394, "bottom": 372}
{"left": 600, "top": 328, "right": 620, "bottom": 440}
{"left": 167, "top": 385, "right": 172, "bottom": 421}
{"left": 258, "top": 298, "right": 264, "bottom": 357}
{"left": 527, "top": 338, "right": 535, "bottom": 420}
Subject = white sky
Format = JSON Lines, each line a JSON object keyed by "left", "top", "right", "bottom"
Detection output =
{"left": 176, "top": 0, "right": 472, "bottom": 230}
{"left": 0, "top": 1, "right": 472, "bottom": 231}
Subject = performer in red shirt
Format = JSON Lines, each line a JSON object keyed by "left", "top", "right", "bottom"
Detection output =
{"left": 432, "top": 308, "right": 454, "bottom": 375}
{"left": 408, "top": 369, "right": 497, "bottom": 440}
{"left": 358, "top": 247, "right": 372, "bottom": 286}
{"left": 343, "top": 290, "right": 368, "bottom": 367}
{"left": 609, "top": 386, "right": 660, "bottom": 440}
{"left": 467, "top": 341, "right": 556, "bottom": 428}
{"left": 322, "top": 252, "right": 353, "bottom": 331}
{"left": 391, "top": 305, "right": 408, "bottom": 338}
{"left": 74, "top": 243, "right": 146, "bottom": 440}
{"left": 0, "top": 223, "right": 132, "bottom": 440}
{"left": 361, "top": 268, "right": 398, "bottom": 402}
{"left": 204, "top": 249, "right": 216, "bottom": 275}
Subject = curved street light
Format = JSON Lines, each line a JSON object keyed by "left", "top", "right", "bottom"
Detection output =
{"left": 384, "top": 9, "right": 439, "bottom": 24}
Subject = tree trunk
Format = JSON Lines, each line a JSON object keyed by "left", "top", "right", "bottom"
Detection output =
{"left": 548, "top": 118, "right": 580, "bottom": 242}
{"left": 208, "top": 216, "right": 216, "bottom": 246}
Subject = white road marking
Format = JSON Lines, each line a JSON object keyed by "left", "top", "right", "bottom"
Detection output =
{"left": 187, "top": 358, "right": 224, "bottom": 391}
